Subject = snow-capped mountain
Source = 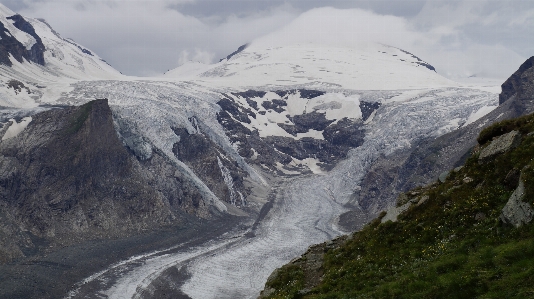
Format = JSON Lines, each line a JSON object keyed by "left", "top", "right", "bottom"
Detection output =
{"left": 0, "top": 4, "right": 121, "bottom": 108}
{"left": 0, "top": 5, "right": 516, "bottom": 299}
{"left": 163, "top": 42, "right": 455, "bottom": 90}
{"left": 0, "top": 4, "right": 120, "bottom": 80}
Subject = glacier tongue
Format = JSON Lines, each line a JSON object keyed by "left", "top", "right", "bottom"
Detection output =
{"left": 178, "top": 87, "right": 498, "bottom": 299}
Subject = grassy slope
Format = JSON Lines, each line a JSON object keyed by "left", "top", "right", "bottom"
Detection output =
{"left": 263, "top": 113, "right": 534, "bottom": 299}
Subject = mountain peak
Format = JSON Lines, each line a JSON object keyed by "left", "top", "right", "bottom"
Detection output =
{"left": 165, "top": 41, "right": 454, "bottom": 90}
{"left": 0, "top": 8, "right": 120, "bottom": 81}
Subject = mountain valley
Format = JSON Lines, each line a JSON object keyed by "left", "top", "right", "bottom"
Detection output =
{"left": 0, "top": 4, "right": 529, "bottom": 299}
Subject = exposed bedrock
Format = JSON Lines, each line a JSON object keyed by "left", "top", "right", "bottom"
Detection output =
{"left": 172, "top": 126, "right": 249, "bottom": 207}
{"left": 0, "top": 99, "right": 228, "bottom": 263}
{"left": 500, "top": 56, "right": 534, "bottom": 105}
{"left": 0, "top": 15, "right": 46, "bottom": 66}
{"left": 216, "top": 90, "right": 366, "bottom": 172}
{"left": 279, "top": 111, "right": 334, "bottom": 135}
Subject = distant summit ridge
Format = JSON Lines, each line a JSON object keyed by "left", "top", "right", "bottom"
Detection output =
{"left": 0, "top": 3, "right": 120, "bottom": 80}
{"left": 219, "top": 43, "right": 248, "bottom": 62}
{"left": 166, "top": 41, "right": 454, "bottom": 90}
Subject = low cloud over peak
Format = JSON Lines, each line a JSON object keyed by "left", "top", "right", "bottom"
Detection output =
{"left": 1, "top": 0, "right": 530, "bottom": 79}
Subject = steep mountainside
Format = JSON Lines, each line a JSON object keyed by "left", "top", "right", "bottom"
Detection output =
{"left": 352, "top": 56, "right": 534, "bottom": 227}
{"left": 0, "top": 99, "right": 224, "bottom": 263}
{"left": 259, "top": 59, "right": 534, "bottom": 299}
{"left": 0, "top": 4, "right": 119, "bottom": 80}
{"left": 0, "top": 4, "right": 120, "bottom": 110}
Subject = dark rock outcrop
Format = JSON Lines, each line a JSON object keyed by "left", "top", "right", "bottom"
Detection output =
{"left": 273, "top": 90, "right": 325, "bottom": 99}
{"left": 7, "top": 15, "right": 46, "bottom": 65}
{"left": 0, "top": 15, "right": 46, "bottom": 66}
{"left": 216, "top": 91, "right": 365, "bottom": 173}
{"left": 500, "top": 56, "right": 534, "bottom": 105}
{"left": 262, "top": 99, "right": 286, "bottom": 113}
{"left": 0, "top": 99, "right": 216, "bottom": 263}
{"left": 399, "top": 49, "right": 436, "bottom": 72}
{"left": 63, "top": 38, "right": 94, "bottom": 56}
{"left": 0, "top": 21, "right": 30, "bottom": 66}
{"left": 279, "top": 112, "right": 334, "bottom": 136}
{"left": 220, "top": 43, "right": 248, "bottom": 62}
{"left": 6, "top": 79, "right": 31, "bottom": 94}
{"left": 359, "top": 101, "right": 381, "bottom": 121}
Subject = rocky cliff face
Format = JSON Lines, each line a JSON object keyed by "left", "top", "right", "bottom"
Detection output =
{"left": 0, "top": 99, "right": 218, "bottom": 263}
{"left": 353, "top": 56, "right": 534, "bottom": 224}
{"left": 0, "top": 14, "right": 45, "bottom": 66}
{"left": 500, "top": 56, "right": 534, "bottom": 105}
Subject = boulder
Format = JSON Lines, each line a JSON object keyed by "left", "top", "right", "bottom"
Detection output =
{"left": 478, "top": 130, "right": 521, "bottom": 163}
{"left": 439, "top": 171, "right": 449, "bottom": 183}
{"left": 463, "top": 177, "right": 473, "bottom": 184}
{"left": 500, "top": 173, "right": 534, "bottom": 227}
{"left": 382, "top": 193, "right": 430, "bottom": 223}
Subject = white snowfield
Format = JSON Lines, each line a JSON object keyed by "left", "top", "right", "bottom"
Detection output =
{"left": 163, "top": 43, "right": 457, "bottom": 90}
{"left": 0, "top": 3, "right": 502, "bottom": 299}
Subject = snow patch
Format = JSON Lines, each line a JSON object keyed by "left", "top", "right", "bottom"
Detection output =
{"left": 305, "top": 93, "right": 362, "bottom": 121}
{"left": 294, "top": 157, "right": 324, "bottom": 174}
{"left": 275, "top": 162, "right": 301, "bottom": 175}
{"left": 463, "top": 105, "right": 497, "bottom": 127}
{"left": 296, "top": 129, "right": 324, "bottom": 140}
{"left": 2, "top": 116, "right": 31, "bottom": 140}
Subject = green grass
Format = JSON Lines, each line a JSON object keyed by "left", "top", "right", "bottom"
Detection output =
{"left": 264, "top": 113, "right": 534, "bottom": 299}
{"left": 65, "top": 100, "right": 94, "bottom": 134}
{"left": 266, "top": 265, "right": 306, "bottom": 299}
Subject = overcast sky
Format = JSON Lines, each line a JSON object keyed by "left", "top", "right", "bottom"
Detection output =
{"left": 1, "top": 0, "right": 532, "bottom": 79}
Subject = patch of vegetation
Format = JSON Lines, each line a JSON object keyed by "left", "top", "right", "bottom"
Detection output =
{"left": 266, "top": 265, "right": 306, "bottom": 298}
{"left": 477, "top": 113, "right": 534, "bottom": 145}
{"left": 66, "top": 100, "right": 94, "bottom": 134}
{"left": 264, "top": 113, "right": 534, "bottom": 299}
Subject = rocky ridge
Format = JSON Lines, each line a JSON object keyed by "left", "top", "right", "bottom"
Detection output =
{"left": 0, "top": 99, "right": 237, "bottom": 263}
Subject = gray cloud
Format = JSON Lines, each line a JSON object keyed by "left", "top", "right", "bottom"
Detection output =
{"left": 170, "top": 0, "right": 426, "bottom": 19}
{"left": 7, "top": 0, "right": 296, "bottom": 76}
{"left": 0, "top": 0, "right": 531, "bottom": 79}
{"left": 0, "top": 0, "right": 28, "bottom": 11}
